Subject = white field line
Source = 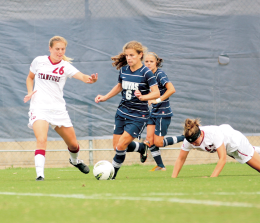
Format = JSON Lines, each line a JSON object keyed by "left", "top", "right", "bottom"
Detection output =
{"left": 0, "top": 192, "right": 259, "bottom": 208}
{"left": 146, "top": 192, "right": 260, "bottom": 196}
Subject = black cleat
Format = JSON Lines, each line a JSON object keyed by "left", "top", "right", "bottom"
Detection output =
{"left": 140, "top": 140, "right": 149, "bottom": 163}
{"left": 36, "top": 176, "right": 44, "bottom": 181}
{"left": 69, "top": 159, "right": 90, "bottom": 174}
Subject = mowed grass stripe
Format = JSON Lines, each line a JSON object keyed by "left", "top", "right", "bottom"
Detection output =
{"left": 0, "top": 192, "right": 259, "bottom": 208}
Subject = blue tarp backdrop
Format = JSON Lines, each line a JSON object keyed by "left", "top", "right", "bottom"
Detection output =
{"left": 0, "top": 0, "right": 260, "bottom": 140}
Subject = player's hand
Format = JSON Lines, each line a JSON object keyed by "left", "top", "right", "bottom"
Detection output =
{"left": 24, "top": 90, "right": 37, "bottom": 103}
{"left": 134, "top": 90, "right": 144, "bottom": 101}
{"left": 148, "top": 99, "right": 157, "bottom": 106}
{"left": 86, "top": 73, "right": 98, "bottom": 84}
{"left": 95, "top": 94, "right": 107, "bottom": 103}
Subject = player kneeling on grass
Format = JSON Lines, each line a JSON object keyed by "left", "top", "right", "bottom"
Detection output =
{"left": 24, "top": 36, "right": 98, "bottom": 181}
{"left": 172, "top": 118, "right": 260, "bottom": 178}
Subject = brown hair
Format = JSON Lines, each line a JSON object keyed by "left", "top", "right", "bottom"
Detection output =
{"left": 146, "top": 52, "right": 164, "bottom": 68}
{"left": 111, "top": 41, "right": 147, "bottom": 70}
{"left": 184, "top": 118, "right": 201, "bottom": 138}
{"left": 49, "top": 36, "right": 73, "bottom": 63}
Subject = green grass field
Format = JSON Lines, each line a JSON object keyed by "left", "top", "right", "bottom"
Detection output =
{"left": 0, "top": 163, "right": 259, "bottom": 223}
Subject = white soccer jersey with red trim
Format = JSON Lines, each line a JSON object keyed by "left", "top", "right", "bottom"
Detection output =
{"left": 181, "top": 124, "right": 245, "bottom": 154}
{"left": 29, "top": 56, "right": 79, "bottom": 110}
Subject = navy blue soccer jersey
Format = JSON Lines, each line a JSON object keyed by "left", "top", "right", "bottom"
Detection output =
{"left": 150, "top": 68, "right": 173, "bottom": 118}
{"left": 117, "top": 65, "right": 157, "bottom": 121}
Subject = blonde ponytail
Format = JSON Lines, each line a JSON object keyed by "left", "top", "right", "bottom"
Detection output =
{"left": 49, "top": 36, "right": 73, "bottom": 63}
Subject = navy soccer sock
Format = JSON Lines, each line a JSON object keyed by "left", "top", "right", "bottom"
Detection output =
{"left": 126, "top": 141, "right": 145, "bottom": 154}
{"left": 149, "top": 145, "right": 165, "bottom": 168}
{"left": 126, "top": 141, "right": 138, "bottom": 152}
{"left": 163, "top": 135, "right": 184, "bottom": 147}
{"left": 112, "top": 148, "right": 126, "bottom": 179}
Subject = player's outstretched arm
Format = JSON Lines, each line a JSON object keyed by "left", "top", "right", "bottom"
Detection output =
{"left": 24, "top": 71, "right": 37, "bottom": 103}
{"left": 73, "top": 72, "right": 98, "bottom": 84}
{"left": 210, "top": 143, "right": 226, "bottom": 177}
{"left": 172, "top": 150, "right": 189, "bottom": 178}
{"left": 95, "top": 83, "right": 122, "bottom": 103}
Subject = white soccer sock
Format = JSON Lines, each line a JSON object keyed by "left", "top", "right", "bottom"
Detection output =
{"left": 35, "top": 150, "right": 46, "bottom": 178}
{"left": 68, "top": 146, "right": 79, "bottom": 165}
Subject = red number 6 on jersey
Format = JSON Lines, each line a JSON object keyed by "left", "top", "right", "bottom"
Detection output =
{"left": 52, "top": 66, "right": 65, "bottom": 75}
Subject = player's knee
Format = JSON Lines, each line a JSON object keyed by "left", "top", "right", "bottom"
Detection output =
{"left": 68, "top": 143, "right": 79, "bottom": 152}
{"left": 116, "top": 142, "right": 127, "bottom": 151}
{"left": 154, "top": 138, "right": 163, "bottom": 147}
{"left": 36, "top": 138, "right": 47, "bottom": 148}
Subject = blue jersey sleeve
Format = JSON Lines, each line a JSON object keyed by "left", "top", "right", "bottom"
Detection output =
{"left": 145, "top": 69, "right": 157, "bottom": 87}
{"left": 157, "top": 71, "right": 170, "bottom": 86}
{"left": 118, "top": 69, "right": 122, "bottom": 83}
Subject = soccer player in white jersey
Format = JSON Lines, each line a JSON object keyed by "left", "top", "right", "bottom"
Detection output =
{"left": 24, "top": 36, "right": 98, "bottom": 181}
{"left": 172, "top": 118, "right": 260, "bottom": 178}
{"left": 95, "top": 41, "right": 160, "bottom": 179}
{"left": 126, "top": 52, "right": 184, "bottom": 171}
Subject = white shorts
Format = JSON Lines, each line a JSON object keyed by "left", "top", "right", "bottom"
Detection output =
{"left": 227, "top": 136, "right": 255, "bottom": 164}
{"left": 28, "top": 109, "right": 73, "bottom": 130}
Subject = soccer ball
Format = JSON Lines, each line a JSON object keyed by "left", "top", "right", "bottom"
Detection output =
{"left": 93, "top": 160, "right": 115, "bottom": 180}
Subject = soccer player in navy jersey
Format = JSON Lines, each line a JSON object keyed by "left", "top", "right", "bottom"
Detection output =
{"left": 95, "top": 41, "right": 160, "bottom": 179}
{"left": 126, "top": 52, "right": 184, "bottom": 171}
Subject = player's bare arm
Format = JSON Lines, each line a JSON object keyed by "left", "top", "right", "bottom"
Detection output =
{"left": 210, "top": 143, "right": 227, "bottom": 177}
{"left": 73, "top": 72, "right": 98, "bottom": 84}
{"left": 95, "top": 83, "right": 123, "bottom": 103}
{"left": 134, "top": 85, "right": 160, "bottom": 101}
{"left": 150, "top": 82, "right": 176, "bottom": 105}
{"left": 24, "top": 71, "right": 37, "bottom": 103}
{"left": 171, "top": 149, "right": 189, "bottom": 178}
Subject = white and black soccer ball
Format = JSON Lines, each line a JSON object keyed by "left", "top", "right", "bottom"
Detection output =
{"left": 93, "top": 160, "right": 115, "bottom": 180}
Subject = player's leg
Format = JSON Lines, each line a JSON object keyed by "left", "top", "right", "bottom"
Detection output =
{"left": 144, "top": 123, "right": 167, "bottom": 170}
{"left": 126, "top": 119, "right": 154, "bottom": 163}
{"left": 163, "top": 135, "right": 184, "bottom": 147}
{"left": 33, "top": 120, "right": 49, "bottom": 180}
{"left": 246, "top": 151, "right": 260, "bottom": 172}
{"left": 113, "top": 134, "right": 121, "bottom": 151}
{"left": 112, "top": 114, "right": 127, "bottom": 179}
{"left": 232, "top": 137, "right": 260, "bottom": 173}
{"left": 55, "top": 126, "right": 89, "bottom": 174}
{"left": 149, "top": 117, "right": 169, "bottom": 171}
{"left": 150, "top": 134, "right": 166, "bottom": 171}
{"left": 254, "top": 146, "right": 260, "bottom": 155}
{"left": 112, "top": 131, "right": 135, "bottom": 179}
{"left": 117, "top": 116, "right": 148, "bottom": 161}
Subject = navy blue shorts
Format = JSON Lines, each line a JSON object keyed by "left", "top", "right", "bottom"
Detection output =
{"left": 114, "top": 114, "right": 147, "bottom": 138}
{"left": 147, "top": 117, "right": 171, "bottom": 137}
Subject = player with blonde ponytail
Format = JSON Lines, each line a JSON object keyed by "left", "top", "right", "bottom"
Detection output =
{"left": 49, "top": 36, "right": 73, "bottom": 63}
{"left": 24, "top": 36, "right": 98, "bottom": 181}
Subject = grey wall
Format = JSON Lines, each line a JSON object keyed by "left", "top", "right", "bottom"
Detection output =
{"left": 1, "top": 0, "right": 260, "bottom": 141}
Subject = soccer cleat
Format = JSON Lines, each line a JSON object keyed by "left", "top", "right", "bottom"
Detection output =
{"left": 149, "top": 166, "right": 166, "bottom": 171}
{"left": 140, "top": 140, "right": 149, "bottom": 163}
{"left": 36, "top": 176, "right": 44, "bottom": 181}
{"left": 69, "top": 159, "right": 90, "bottom": 174}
